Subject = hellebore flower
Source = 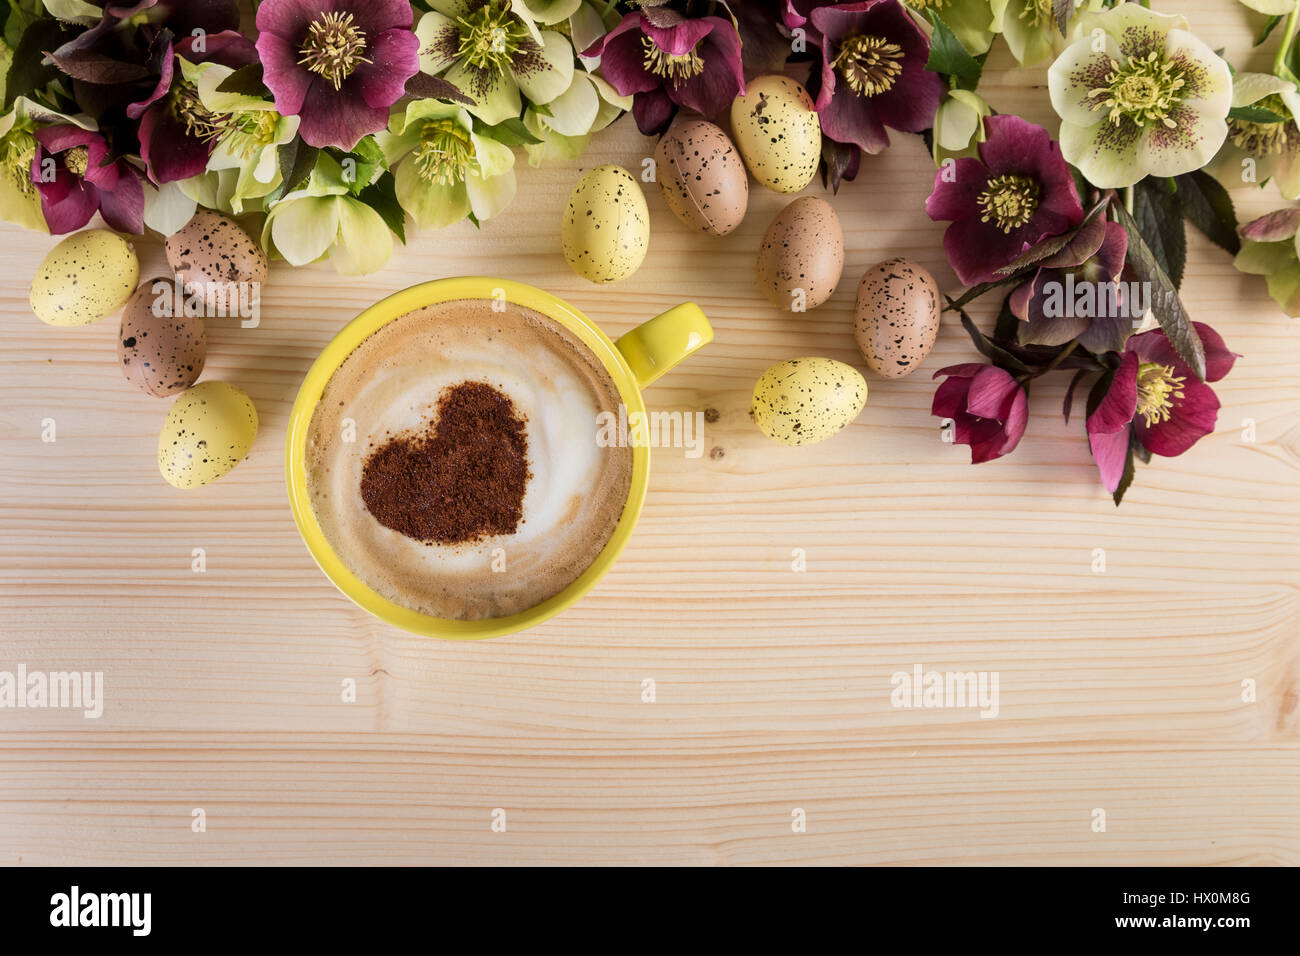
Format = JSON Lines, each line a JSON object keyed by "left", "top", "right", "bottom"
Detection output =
{"left": 1008, "top": 214, "right": 1131, "bottom": 352}
{"left": 0, "top": 98, "right": 92, "bottom": 233}
{"left": 583, "top": 8, "right": 744, "bottom": 136}
{"left": 261, "top": 153, "right": 394, "bottom": 275}
{"left": 377, "top": 99, "right": 517, "bottom": 231}
{"left": 522, "top": 73, "right": 631, "bottom": 166}
{"left": 1086, "top": 322, "right": 1238, "bottom": 493}
{"left": 931, "top": 88, "right": 990, "bottom": 165}
{"left": 1047, "top": 4, "right": 1231, "bottom": 189}
{"left": 1233, "top": 208, "right": 1300, "bottom": 317}
{"left": 30, "top": 125, "right": 144, "bottom": 234}
{"left": 257, "top": 0, "right": 420, "bottom": 150}
{"left": 925, "top": 114, "right": 1084, "bottom": 286}
{"left": 990, "top": 0, "right": 1086, "bottom": 67}
{"left": 803, "top": 0, "right": 943, "bottom": 156}
{"left": 127, "top": 31, "right": 259, "bottom": 185}
{"left": 932, "top": 363, "right": 1029, "bottom": 463}
{"left": 417, "top": 0, "right": 575, "bottom": 126}
{"left": 1205, "top": 72, "right": 1300, "bottom": 200}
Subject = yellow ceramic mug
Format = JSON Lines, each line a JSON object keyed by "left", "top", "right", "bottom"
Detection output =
{"left": 285, "top": 277, "right": 713, "bottom": 639}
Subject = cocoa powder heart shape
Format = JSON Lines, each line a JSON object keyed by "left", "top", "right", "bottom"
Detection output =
{"left": 360, "top": 381, "right": 530, "bottom": 545}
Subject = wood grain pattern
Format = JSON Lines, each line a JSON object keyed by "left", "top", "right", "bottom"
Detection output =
{"left": 1, "top": 1, "right": 1298, "bottom": 865}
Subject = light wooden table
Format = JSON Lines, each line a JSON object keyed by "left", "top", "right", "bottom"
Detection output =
{"left": 2, "top": 1, "right": 1297, "bottom": 866}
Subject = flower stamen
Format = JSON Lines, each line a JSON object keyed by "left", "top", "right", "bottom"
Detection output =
{"left": 298, "top": 11, "right": 372, "bottom": 91}
{"left": 977, "top": 173, "right": 1040, "bottom": 232}
{"left": 1018, "top": 0, "right": 1054, "bottom": 30}
{"left": 63, "top": 146, "right": 90, "bottom": 178}
{"left": 1088, "top": 50, "right": 1186, "bottom": 129}
{"left": 413, "top": 119, "right": 474, "bottom": 187}
{"left": 641, "top": 36, "right": 705, "bottom": 84}
{"left": 1135, "top": 362, "right": 1186, "bottom": 427}
{"left": 1228, "top": 94, "right": 1290, "bottom": 157}
{"left": 833, "top": 34, "right": 904, "bottom": 98}
{"left": 2, "top": 130, "right": 37, "bottom": 195}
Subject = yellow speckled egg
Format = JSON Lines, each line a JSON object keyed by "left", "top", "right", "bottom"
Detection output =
{"left": 158, "top": 382, "right": 258, "bottom": 489}
{"left": 562, "top": 164, "right": 650, "bottom": 283}
{"left": 30, "top": 230, "right": 139, "bottom": 326}
{"left": 730, "top": 75, "right": 822, "bottom": 194}
{"left": 752, "top": 357, "right": 867, "bottom": 446}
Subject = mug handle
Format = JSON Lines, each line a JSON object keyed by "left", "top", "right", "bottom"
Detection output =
{"left": 614, "top": 303, "right": 713, "bottom": 388}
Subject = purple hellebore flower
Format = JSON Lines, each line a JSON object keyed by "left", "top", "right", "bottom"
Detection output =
{"left": 126, "top": 30, "right": 259, "bottom": 185}
{"left": 926, "top": 114, "right": 1085, "bottom": 287}
{"left": 256, "top": 0, "right": 420, "bottom": 150}
{"left": 584, "top": 10, "right": 745, "bottom": 137}
{"left": 800, "top": 0, "right": 943, "bottom": 156}
{"left": 30, "top": 126, "right": 144, "bottom": 235}
{"left": 1087, "top": 323, "right": 1239, "bottom": 493}
{"left": 1008, "top": 215, "right": 1130, "bottom": 353}
{"left": 931, "top": 363, "right": 1029, "bottom": 463}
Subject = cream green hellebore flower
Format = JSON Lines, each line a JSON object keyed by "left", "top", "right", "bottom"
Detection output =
{"left": 262, "top": 154, "right": 394, "bottom": 276}
{"left": 1048, "top": 3, "right": 1232, "bottom": 189}
{"left": 182, "top": 58, "right": 300, "bottom": 214}
{"left": 516, "top": 0, "right": 582, "bottom": 26}
{"left": 0, "top": 96, "right": 97, "bottom": 232}
{"left": 991, "top": 0, "right": 1097, "bottom": 66}
{"left": 568, "top": 0, "right": 619, "bottom": 70}
{"left": 1234, "top": 208, "right": 1300, "bottom": 316}
{"left": 377, "top": 99, "right": 516, "bottom": 231}
{"left": 523, "top": 72, "right": 629, "bottom": 166}
{"left": 907, "top": 0, "right": 996, "bottom": 57}
{"left": 1205, "top": 72, "right": 1300, "bottom": 200}
{"left": 931, "top": 88, "right": 991, "bottom": 165}
{"left": 416, "top": 0, "right": 575, "bottom": 126}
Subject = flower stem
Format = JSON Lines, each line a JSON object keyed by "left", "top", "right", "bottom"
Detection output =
{"left": 1040, "top": 340, "right": 1078, "bottom": 376}
{"left": 1124, "top": 185, "right": 1134, "bottom": 215}
{"left": 1275, "top": 1, "right": 1300, "bottom": 77}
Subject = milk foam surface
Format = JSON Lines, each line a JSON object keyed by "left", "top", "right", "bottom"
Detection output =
{"left": 306, "top": 299, "right": 633, "bottom": 620}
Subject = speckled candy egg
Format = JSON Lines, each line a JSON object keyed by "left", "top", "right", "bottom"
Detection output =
{"left": 653, "top": 119, "right": 748, "bottom": 236}
{"left": 756, "top": 197, "right": 844, "bottom": 311}
{"left": 30, "top": 230, "right": 138, "bottom": 326}
{"left": 158, "top": 382, "right": 259, "bottom": 489}
{"left": 118, "top": 279, "right": 207, "bottom": 397}
{"left": 562, "top": 164, "right": 650, "bottom": 283}
{"left": 751, "top": 357, "right": 867, "bottom": 446}
{"left": 855, "top": 258, "right": 941, "bottom": 379}
{"left": 165, "top": 210, "right": 267, "bottom": 305}
{"left": 730, "top": 75, "right": 822, "bottom": 194}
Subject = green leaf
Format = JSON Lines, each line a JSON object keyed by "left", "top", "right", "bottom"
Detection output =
{"left": 328, "top": 137, "right": 386, "bottom": 195}
{"left": 1174, "top": 169, "right": 1240, "bottom": 255}
{"left": 1111, "top": 197, "right": 1206, "bottom": 381}
{"left": 1255, "top": 14, "right": 1283, "bottom": 47}
{"left": 215, "top": 63, "right": 268, "bottom": 97}
{"left": 924, "top": 11, "right": 982, "bottom": 91}
{"left": 1227, "top": 104, "right": 1288, "bottom": 123}
{"left": 476, "top": 116, "right": 543, "bottom": 146}
{"left": 1112, "top": 439, "right": 1136, "bottom": 505}
{"left": 957, "top": 309, "right": 1034, "bottom": 374}
{"left": 1133, "top": 178, "right": 1186, "bottom": 289}
{"left": 4, "top": 17, "right": 77, "bottom": 109}
{"left": 271, "top": 137, "right": 319, "bottom": 203}
{"left": 357, "top": 172, "right": 406, "bottom": 245}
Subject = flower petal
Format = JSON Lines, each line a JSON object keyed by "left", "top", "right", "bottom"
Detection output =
{"left": 1137, "top": 377, "right": 1219, "bottom": 457}
{"left": 513, "top": 31, "right": 575, "bottom": 106}
{"left": 269, "top": 195, "right": 341, "bottom": 265}
{"left": 465, "top": 166, "right": 517, "bottom": 221}
{"left": 329, "top": 198, "right": 394, "bottom": 275}
{"left": 1048, "top": 35, "right": 1118, "bottom": 129}
{"left": 1059, "top": 116, "right": 1143, "bottom": 189}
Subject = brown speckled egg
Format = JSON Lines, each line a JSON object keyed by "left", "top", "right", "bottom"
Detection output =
{"left": 654, "top": 119, "right": 748, "bottom": 236}
{"left": 165, "top": 211, "right": 267, "bottom": 306}
{"left": 855, "top": 258, "right": 941, "bottom": 379}
{"left": 118, "top": 279, "right": 207, "bottom": 397}
{"left": 756, "top": 197, "right": 844, "bottom": 312}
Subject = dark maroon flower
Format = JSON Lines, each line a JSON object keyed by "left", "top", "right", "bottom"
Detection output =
{"left": 256, "top": 0, "right": 419, "bottom": 150}
{"left": 931, "top": 363, "right": 1029, "bottom": 463}
{"left": 1087, "top": 323, "right": 1239, "bottom": 493}
{"left": 926, "top": 114, "right": 1084, "bottom": 287}
{"left": 1008, "top": 215, "right": 1130, "bottom": 353}
{"left": 125, "top": 30, "right": 258, "bottom": 184}
{"left": 801, "top": 0, "right": 943, "bottom": 156}
{"left": 584, "top": 10, "right": 744, "bottom": 136}
{"left": 30, "top": 126, "right": 144, "bottom": 234}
